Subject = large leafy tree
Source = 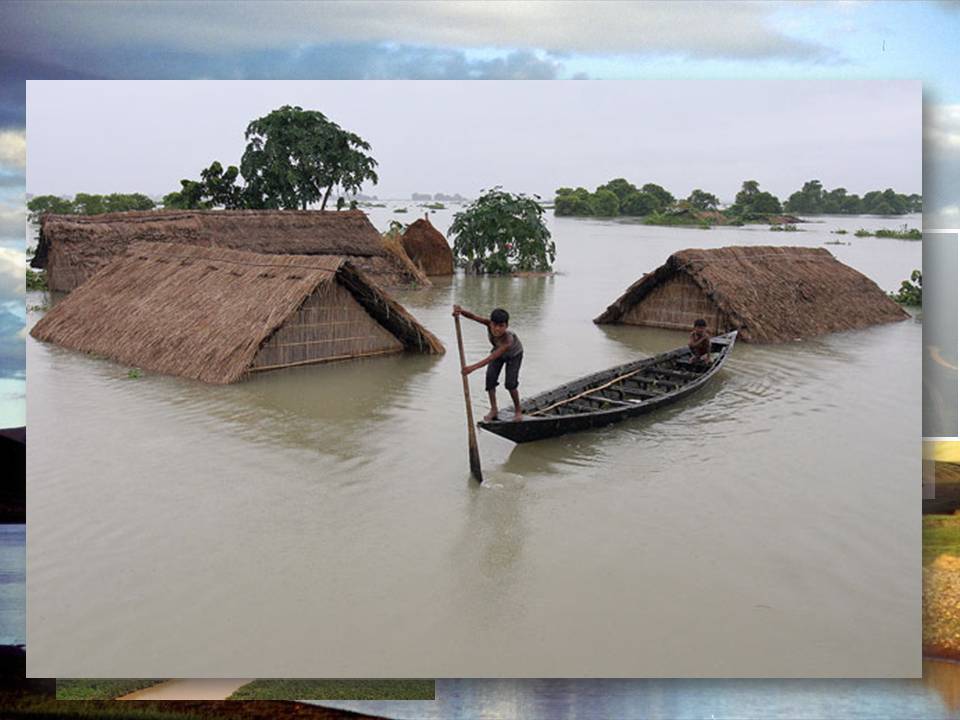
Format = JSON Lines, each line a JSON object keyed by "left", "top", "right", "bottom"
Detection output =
{"left": 240, "top": 105, "right": 378, "bottom": 210}
{"left": 554, "top": 187, "right": 593, "bottom": 216}
{"left": 685, "top": 189, "right": 719, "bottom": 211}
{"left": 591, "top": 188, "right": 620, "bottom": 216}
{"left": 730, "top": 180, "right": 781, "bottom": 218}
{"left": 641, "top": 183, "right": 675, "bottom": 211}
{"left": 26, "top": 195, "right": 74, "bottom": 223}
{"left": 450, "top": 187, "right": 555, "bottom": 274}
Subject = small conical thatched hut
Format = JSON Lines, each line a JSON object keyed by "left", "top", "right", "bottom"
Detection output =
{"left": 594, "top": 245, "right": 909, "bottom": 343}
{"left": 30, "top": 209, "right": 430, "bottom": 292}
{"left": 399, "top": 217, "right": 454, "bottom": 276}
{"left": 30, "top": 242, "right": 444, "bottom": 384}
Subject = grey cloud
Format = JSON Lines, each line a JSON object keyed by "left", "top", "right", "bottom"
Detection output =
{"left": 1, "top": 1, "right": 842, "bottom": 64}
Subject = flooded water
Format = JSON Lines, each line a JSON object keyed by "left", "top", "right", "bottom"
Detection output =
{"left": 314, "top": 661, "right": 960, "bottom": 720}
{"left": 27, "top": 211, "right": 920, "bottom": 677}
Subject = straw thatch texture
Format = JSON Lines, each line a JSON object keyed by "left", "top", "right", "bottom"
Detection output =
{"left": 400, "top": 218, "right": 454, "bottom": 275}
{"left": 594, "top": 245, "right": 909, "bottom": 343}
{"left": 31, "top": 209, "right": 429, "bottom": 292}
{"left": 30, "top": 242, "right": 444, "bottom": 384}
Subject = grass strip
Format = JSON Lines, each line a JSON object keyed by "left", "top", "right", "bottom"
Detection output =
{"left": 228, "top": 678, "right": 435, "bottom": 701}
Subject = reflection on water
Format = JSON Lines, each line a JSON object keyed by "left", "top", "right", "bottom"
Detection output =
{"left": 27, "top": 212, "right": 920, "bottom": 677}
{"left": 315, "top": 663, "right": 960, "bottom": 719}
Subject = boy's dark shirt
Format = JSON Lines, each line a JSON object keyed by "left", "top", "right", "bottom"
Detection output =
{"left": 487, "top": 327, "right": 524, "bottom": 359}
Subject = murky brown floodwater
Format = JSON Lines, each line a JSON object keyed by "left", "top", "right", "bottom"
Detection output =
{"left": 27, "top": 210, "right": 920, "bottom": 677}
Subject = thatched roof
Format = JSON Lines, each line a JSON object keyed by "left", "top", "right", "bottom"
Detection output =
{"left": 594, "top": 245, "right": 909, "bottom": 343}
{"left": 31, "top": 209, "right": 429, "bottom": 291}
{"left": 400, "top": 217, "right": 454, "bottom": 275}
{"left": 30, "top": 242, "right": 444, "bottom": 384}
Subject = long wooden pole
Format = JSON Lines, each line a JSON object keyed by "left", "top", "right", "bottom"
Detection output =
{"left": 454, "top": 314, "right": 483, "bottom": 483}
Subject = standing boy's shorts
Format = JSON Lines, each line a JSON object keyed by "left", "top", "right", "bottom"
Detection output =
{"left": 486, "top": 352, "right": 523, "bottom": 392}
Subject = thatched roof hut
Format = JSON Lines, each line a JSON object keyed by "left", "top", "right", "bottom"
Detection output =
{"left": 30, "top": 242, "right": 444, "bottom": 384}
{"left": 30, "top": 209, "right": 430, "bottom": 292}
{"left": 400, "top": 217, "right": 454, "bottom": 275}
{"left": 594, "top": 245, "right": 908, "bottom": 343}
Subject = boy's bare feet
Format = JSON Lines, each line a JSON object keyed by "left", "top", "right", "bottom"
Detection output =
{"left": 512, "top": 410, "right": 523, "bottom": 422}
{"left": 484, "top": 409, "right": 500, "bottom": 422}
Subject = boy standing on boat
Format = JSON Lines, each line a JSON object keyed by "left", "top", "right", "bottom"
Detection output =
{"left": 689, "top": 318, "right": 711, "bottom": 364}
{"left": 453, "top": 305, "right": 524, "bottom": 422}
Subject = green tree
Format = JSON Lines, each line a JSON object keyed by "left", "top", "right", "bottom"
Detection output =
{"left": 641, "top": 183, "right": 675, "bottom": 210}
{"left": 734, "top": 180, "right": 760, "bottom": 208}
{"left": 240, "top": 105, "right": 378, "bottom": 210}
{"left": 163, "top": 180, "right": 209, "bottom": 209}
{"left": 199, "top": 161, "right": 244, "bottom": 208}
{"left": 72, "top": 193, "right": 106, "bottom": 215}
{"left": 597, "top": 178, "right": 638, "bottom": 207}
{"left": 591, "top": 188, "right": 620, "bottom": 216}
{"left": 685, "top": 189, "right": 719, "bottom": 211}
{"left": 26, "top": 195, "right": 74, "bottom": 223}
{"left": 109, "top": 193, "right": 154, "bottom": 212}
{"left": 554, "top": 187, "right": 594, "bottom": 216}
{"left": 450, "top": 187, "right": 555, "bottom": 274}
{"left": 730, "top": 180, "right": 781, "bottom": 218}
{"left": 890, "top": 269, "right": 921, "bottom": 306}
{"left": 621, "top": 191, "right": 659, "bottom": 216}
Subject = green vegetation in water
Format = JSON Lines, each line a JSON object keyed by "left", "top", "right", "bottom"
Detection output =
{"left": 823, "top": 240, "right": 849, "bottom": 246}
{"left": 889, "top": 269, "right": 921, "bottom": 306}
{"left": 769, "top": 224, "right": 800, "bottom": 232}
{"left": 56, "top": 679, "right": 167, "bottom": 700}
{"left": 875, "top": 226, "right": 922, "bottom": 240}
{"left": 126, "top": 368, "right": 143, "bottom": 379}
{"left": 855, "top": 225, "right": 921, "bottom": 240}
{"left": 26, "top": 268, "right": 47, "bottom": 291}
{"left": 553, "top": 177, "right": 920, "bottom": 221}
{"left": 832, "top": 228, "right": 848, "bottom": 235}
{"left": 27, "top": 303, "right": 49, "bottom": 312}
{"left": 422, "top": 202, "right": 445, "bottom": 209}
{"left": 393, "top": 207, "right": 408, "bottom": 213}
{"left": 227, "top": 678, "right": 435, "bottom": 701}
{"left": 451, "top": 186, "right": 554, "bottom": 274}
{"left": 643, "top": 212, "right": 711, "bottom": 228}
{"left": 924, "top": 515, "right": 960, "bottom": 567}
{"left": 784, "top": 179, "right": 921, "bottom": 215}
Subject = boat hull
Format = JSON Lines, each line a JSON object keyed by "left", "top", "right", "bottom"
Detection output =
{"left": 478, "top": 332, "right": 736, "bottom": 443}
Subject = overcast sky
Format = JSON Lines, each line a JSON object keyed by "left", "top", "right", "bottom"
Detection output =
{"left": 26, "top": 80, "right": 920, "bottom": 203}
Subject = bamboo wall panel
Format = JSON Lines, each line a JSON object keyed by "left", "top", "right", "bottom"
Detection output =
{"left": 251, "top": 281, "right": 403, "bottom": 370}
{"left": 620, "top": 274, "right": 725, "bottom": 334}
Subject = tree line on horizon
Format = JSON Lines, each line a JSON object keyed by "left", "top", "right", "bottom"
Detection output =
{"left": 554, "top": 178, "right": 921, "bottom": 219}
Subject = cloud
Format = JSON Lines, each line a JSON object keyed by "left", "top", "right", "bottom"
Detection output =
{"left": 0, "top": 202, "right": 25, "bottom": 242}
{"left": 0, "top": 130, "right": 25, "bottom": 169}
{"left": 925, "top": 104, "right": 960, "bottom": 228}
{"left": 927, "top": 104, "right": 960, "bottom": 151}
{"left": 0, "top": 248, "right": 24, "bottom": 301}
{"left": 0, "top": 1, "right": 840, "bottom": 65}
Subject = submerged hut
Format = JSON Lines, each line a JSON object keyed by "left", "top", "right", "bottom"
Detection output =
{"left": 400, "top": 217, "right": 454, "bottom": 275}
{"left": 30, "top": 242, "right": 444, "bottom": 384}
{"left": 594, "top": 245, "right": 908, "bottom": 343}
{"left": 30, "top": 209, "right": 430, "bottom": 292}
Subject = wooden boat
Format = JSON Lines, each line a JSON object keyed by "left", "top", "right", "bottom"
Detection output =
{"left": 478, "top": 331, "right": 737, "bottom": 443}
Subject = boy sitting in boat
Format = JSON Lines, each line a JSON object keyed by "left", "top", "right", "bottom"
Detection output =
{"left": 453, "top": 305, "right": 524, "bottom": 422}
{"left": 688, "top": 318, "right": 712, "bottom": 365}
